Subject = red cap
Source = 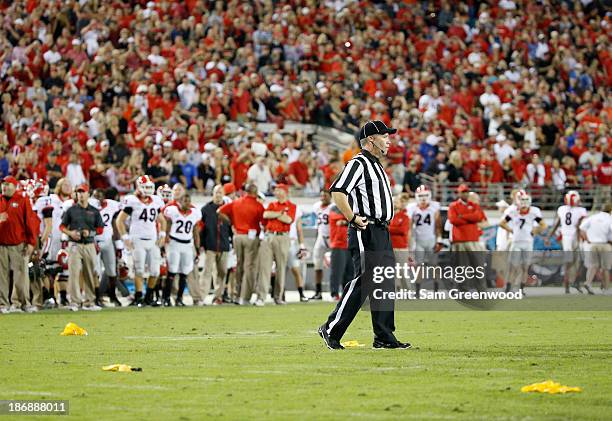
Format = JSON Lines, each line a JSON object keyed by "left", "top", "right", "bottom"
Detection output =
{"left": 456, "top": 183, "right": 470, "bottom": 193}
{"left": 1, "top": 176, "right": 19, "bottom": 186}
{"left": 275, "top": 183, "right": 289, "bottom": 193}
{"left": 223, "top": 183, "right": 236, "bottom": 195}
{"left": 76, "top": 184, "right": 89, "bottom": 193}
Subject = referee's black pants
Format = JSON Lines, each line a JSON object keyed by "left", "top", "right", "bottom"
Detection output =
{"left": 324, "top": 224, "right": 397, "bottom": 343}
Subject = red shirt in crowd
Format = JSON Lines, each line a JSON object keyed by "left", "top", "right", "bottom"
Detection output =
{"left": 0, "top": 191, "right": 39, "bottom": 247}
{"left": 231, "top": 158, "right": 249, "bottom": 191}
{"left": 218, "top": 195, "right": 264, "bottom": 235}
{"left": 329, "top": 206, "right": 348, "bottom": 249}
{"left": 264, "top": 200, "right": 296, "bottom": 233}
{"left": 596, "top": 161, "right": 612, "bottom": 185}
{"left": 288, "top": 161, "right": 309, "bottom": 186}
{"left": 447, "top": 199, "right": 486, "bottom": 243}
{"left": 389, "top": 208, "right": 410, "bottom": 249}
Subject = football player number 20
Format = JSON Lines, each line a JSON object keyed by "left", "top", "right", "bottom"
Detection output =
{"left": 175, "top": 220, "right": 193, "bottom": 234}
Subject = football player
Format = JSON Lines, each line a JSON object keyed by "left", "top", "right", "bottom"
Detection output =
{"left": 163, "top": 193, "right": 202, "bottom": 306}
{"left": 34, "top": 178, "right": 73, "bottom": 307}
{"left": 116, "top": 175, "right": 167, "bottom": 306}
{"left": 309, "top": 190, "right": 331, "bottom": 300}
{"left": 499, "top": 190, "right": 547, "bottom": 294}
{"left": 546, "top": 190, "right": 588, "bottom": 293}
{"left": 406, "top": 185, "right": 443, "bottom": 295}
{"left": 157, "top": 184, "right": 172, "bottom": 204}
{"left": 92, "top": 188, "right": 123, "bottom": 306}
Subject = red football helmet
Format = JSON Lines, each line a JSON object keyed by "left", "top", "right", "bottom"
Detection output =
{"left": 33, "top": 178, "right": 49, "bottom": 198}
{"left": 118, "top": 260, "right": 129, "bottom": 281}
{"left": 564, "top": 190, "right": 580, "bottom": 207}
{"left": 56, "top": 249, "right": 69, "bottom": 270}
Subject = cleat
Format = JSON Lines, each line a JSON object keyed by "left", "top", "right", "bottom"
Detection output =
{"left": 318, "top": 325, "right": 344, "bottom": 350}
{"left": 572, "top": 283, "right": 583, "bottom": 293}
{"left": 373, "top": 339, "right": 412, "bottom": 350}
{"left": 110, "top": 297, "right": 122, "bottom": 307}
{"left": 95, "top": 299, "right": 106, "bottom": 308}
{"left": 212, "top": 298, "right": 223, "bottom": 306}
{"left": 309, "top": 292, "right": 323, "bottom": 301}
{"left": 253, "top": 299, "right": 264, "bottom": 307}
{"left": 175, "top": 298, "right": 186, "bottom": 307}
{"left": 82, "top": 304, "right": 102, "bottom": 311}
{"left": 60, "top": 297, "right": 70, "bottom": 307}
{"left": 584, "top": 285, "right": 595, "bottom": 295}
{"left": 9, "top": 305, "right": 23, "bottom": 313}
{"left": 43, "top": 298, "right": 57, "bottom": 310}
{"left": 0, "top": 307, "right": 9, "bottom": 314}
{"left": 163, "top": 298, "right": 172, "bottom": 307}
{"left": 129, "top": 297, "right": 143, "bottom": 307}
{"left": 24, "top": 305, "right": 39, "bottom": 313}
{"left": 274, "top": 299, "right": 286, "bottom": 305}
{"left": 299, "top": 295, "right": 309, "bottom": 302}
{"left": 66, "top": 304, "right": 79, "bottom": 312}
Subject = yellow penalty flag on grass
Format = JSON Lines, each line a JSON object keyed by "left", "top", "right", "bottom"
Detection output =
{"left": 102, "top": 364, "right": 142, "bottom": 372}
{"left": 60, "top": 322, "right": 88, "bottom": 336}
{"left": 521, "top": 380, "right": 582, "bottom": 394}
{"left": 340, "top": 340, "right": 365, "bottom": 348}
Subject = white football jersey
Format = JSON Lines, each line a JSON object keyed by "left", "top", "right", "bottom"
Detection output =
{"left": 163, "top": 204, "right": 202, "bottom": 243}
{"left": 406, "top": 201, "right": 440, "bottom": 240}
{"left": 122, "top": 194, "right": 165, "bottom": 239}
{"left": 312, "top": 201, "right": 331, "bottom": 238}
{"left": 44, "top": 194, "right": 72, "bottom": 236}
{"left": 289, "top": 207, "right": 303, "bottom": 240}
{"left": 579, "top": 212, "right": 612, "bottom": 243}
{"left": 556, "top": 205, "right": 587, "bottom": 237}
{"left": 93, "top": 199, "right": 121, "bottom": 242}
{"left": 503, "top": 206, "right": 543, "bottom": 242}
{"left": 32, "top": 195, "right": 54, "bottom": 234}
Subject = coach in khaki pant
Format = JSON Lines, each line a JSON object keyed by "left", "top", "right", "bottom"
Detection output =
{"left": 218, "top": 183, "right": 264, "bottom": 304}
{"left": 257, "top": 184, "right": 296, "bottom": 305}
{"left": 200, "top": 185, "right": 232, "bottom": 304}
{"left": 60, "top": 184, "right": 104, "bottom": 310}
{"left": 579, "top": 203, "right": 612, "bottom": 294}
{"left": 0, "top": 176, "right": 39, "bottom": 313}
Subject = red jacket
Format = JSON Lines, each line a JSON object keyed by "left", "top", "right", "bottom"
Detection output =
{"left": 0, "top": 192, "right": 40, "bottom": 247}
{"left": 389, "top": 209, "right": 410, "bottom": 249}
{"left": 447, "top": 199, "right": 486, "bottom": 243}
{"left": 329, "top": 206, "right": 348, "bottom": 249}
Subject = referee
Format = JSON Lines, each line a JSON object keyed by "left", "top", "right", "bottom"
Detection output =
{"left": 318, "top": 120, "right": 411, "bottom": 350}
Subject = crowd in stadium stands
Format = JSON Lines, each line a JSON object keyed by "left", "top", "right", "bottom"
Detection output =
{"left": 0, "top": 0, "right": 611, "bottom": 201}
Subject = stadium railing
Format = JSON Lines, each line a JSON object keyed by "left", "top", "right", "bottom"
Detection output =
{"left": 425, "top": 177, "right": 610, "bottom": 211}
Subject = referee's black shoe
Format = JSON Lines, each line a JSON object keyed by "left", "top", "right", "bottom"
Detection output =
{"left": 373, "top": 339, "right": 412, "bottom": 350}
{"left": 318, "top": 325, "right": 344, "bottom": 350}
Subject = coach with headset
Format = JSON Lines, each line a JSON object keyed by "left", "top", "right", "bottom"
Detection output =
{"left": 318, "top": 120, "right": 411, "bottom": 350}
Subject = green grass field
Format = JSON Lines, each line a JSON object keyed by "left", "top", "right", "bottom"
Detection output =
{"left": 1, "top": 302, "right": 611, "bottom": 420}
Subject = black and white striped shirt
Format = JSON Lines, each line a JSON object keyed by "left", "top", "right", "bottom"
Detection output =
{"left": 330, "top": 150, "right": 394, "bottom": 222}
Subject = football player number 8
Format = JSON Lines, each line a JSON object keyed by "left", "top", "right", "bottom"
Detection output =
{"left": 565, "top": 213, "right": 572, "bottom": 225}
{"left": 139, "top": 208, "right": 157, "bottom": 222}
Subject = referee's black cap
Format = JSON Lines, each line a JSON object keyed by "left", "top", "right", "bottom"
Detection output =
{"left": 358, "top": 120, "right": 397, "bottom": 142}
